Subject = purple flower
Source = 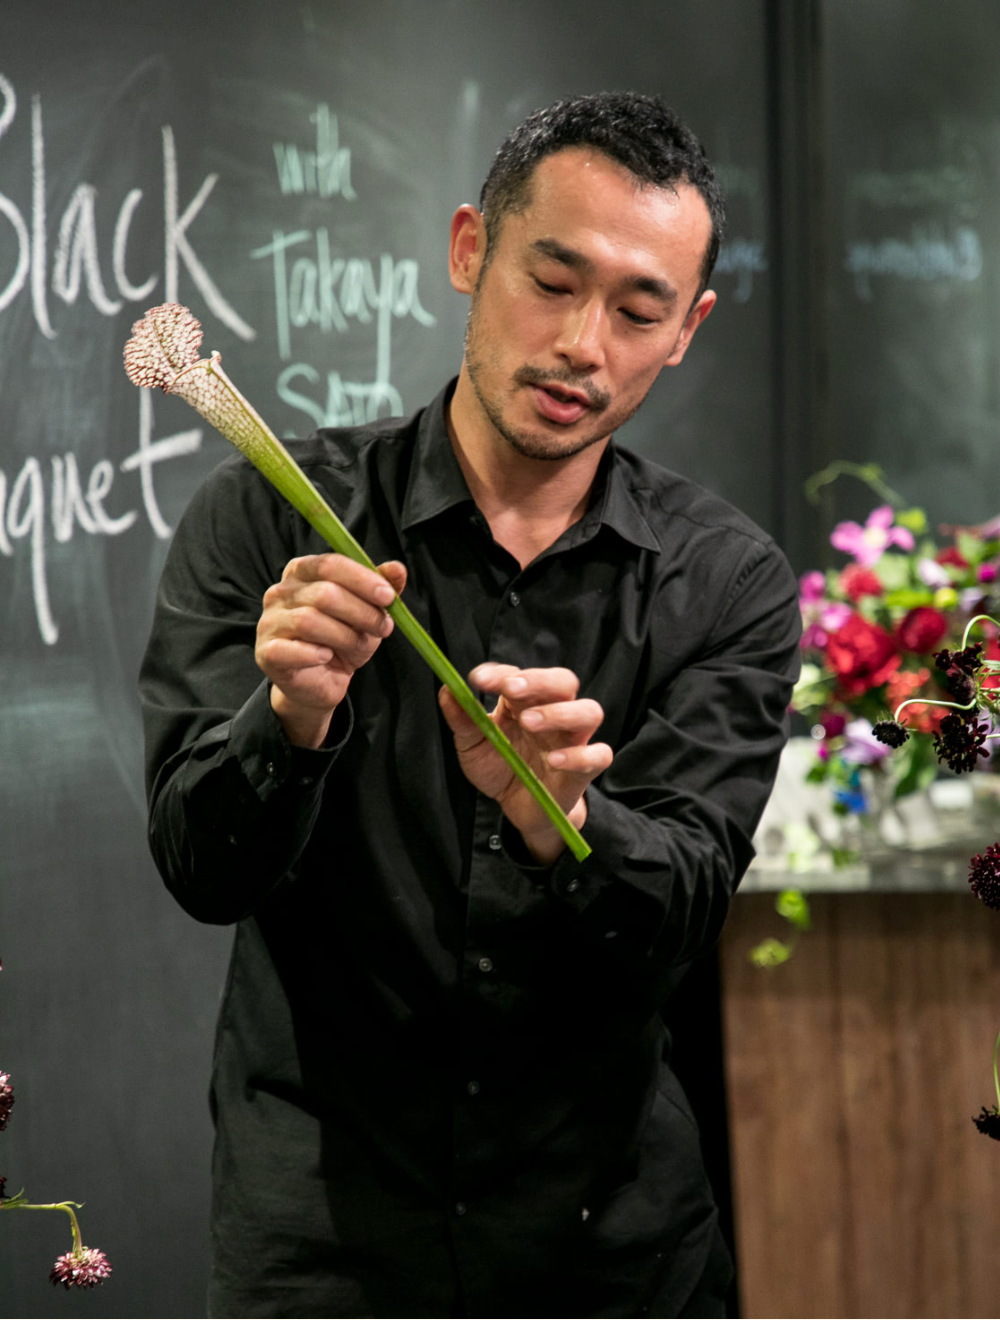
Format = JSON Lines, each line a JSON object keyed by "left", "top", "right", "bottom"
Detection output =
{"left": 979, "top": 563, "right": 999, "bottom": 584}
{"left": 969, "top": 842, "right": 1000, "bottom": 909}
{"left": 839, "top": 718, "right": 893, "bottom": 765}
{"left": 0, "top": 1073, "right": 12, "bottom": 1131}
{"left": 49, "top": 1247, "right": 112, "bottom": 1290}
{"left": 831, "top": 505, "right": 915, "bottom": 567}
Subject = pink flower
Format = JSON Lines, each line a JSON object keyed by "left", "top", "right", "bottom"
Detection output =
{"left": 0, "top": 1073, "right": 12, "bottom": 1131}
{"left": 918, "top": 557, "right": 950, "bottom": 588}
{"left": 979, "top": 563, "right": 998, "bottom": 584}
{"left": 798, "top": 573, "right": 852, "bottom": 648}
{"left": 830, "top": 505, "right": 915, "bottom": 567}
{"left": 50, "top": 1247, "right": 112, "bottom": 1290}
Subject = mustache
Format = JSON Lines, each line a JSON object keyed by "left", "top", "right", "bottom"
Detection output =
{"left": 513, "top": 365, "right": 611, "bottom": 413}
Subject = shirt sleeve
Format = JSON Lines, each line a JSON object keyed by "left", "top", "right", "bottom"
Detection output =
{"left": 140, "top": 455, "right": 351, "bottom": 924}
{"left": 507, "top": 535, "right": 802, "bottom": 972}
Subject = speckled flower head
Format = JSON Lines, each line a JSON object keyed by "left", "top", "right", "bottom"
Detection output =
{"left": 933, "top": 712, "right": 990, "bottom": 774}
{"left": 49, "top": 1247, "right": 112, "bottom": 1290}
{"left": 872, "top": 720, "right": 909, "bottom": 748}
{"left": 969, "top": 843, "right": 1000, "bottom": 909}
{"left": 0, "top": 1071, "right": 13, "bottom": 1130}
{"left": 122, "top": 303, "right": 203, "bottom": 391}
{"left": 973, "top": 1106, "right": 1000, "bottom": 1139}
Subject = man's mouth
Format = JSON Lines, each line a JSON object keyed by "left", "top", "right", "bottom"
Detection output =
{"left": 531, "top": 382, "right": 593, "bottom": 426}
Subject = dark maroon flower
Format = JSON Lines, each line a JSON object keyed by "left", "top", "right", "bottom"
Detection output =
{"left": 49, "top": 1247, "right": 112, "bottom": 1290}
{"left": 0, "top": 1072, "right": 12, "bottom": 1131}
{"left": 973, "top": 1106, "right": 1000, "bottom": 1139}
{"left": 933, "top": 643, "right": 984, "bottom": 703}
{"left": 969, "top": 843, "right": 1000, "bottom": 909}
{"left": 0, "top": 1175, "right": 6, "bottom": 1200}
{"left": 873, "top": 720, "right": 909, "bottom": 748}
{"left": 933, "top": 712, "right": 990, "bottom": 774}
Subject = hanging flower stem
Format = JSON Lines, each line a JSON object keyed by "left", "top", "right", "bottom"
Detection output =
{"left": 124, "top": 305, "right": 591, "bottom": 862}
{"left": 3, "top": 1200, "right": 84, "bottom": 1253}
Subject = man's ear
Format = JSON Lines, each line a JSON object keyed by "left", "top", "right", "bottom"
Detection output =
{"left": 663, "top": 289, "right": 717, "bottom": 367}
{"left": 449, "top": 205, "right": 487, "bottom": 295}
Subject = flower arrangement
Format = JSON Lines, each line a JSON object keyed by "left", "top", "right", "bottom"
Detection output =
{"left": 791, "top": 463, "right": 1000, "bottom": 842}
{"left": 784, "top": 464, "right": 1000, "bottom": 1140}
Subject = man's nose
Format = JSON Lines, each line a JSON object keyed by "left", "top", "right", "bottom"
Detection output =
{"left": 553, "top": 299, "right": 606, "bottom": 370}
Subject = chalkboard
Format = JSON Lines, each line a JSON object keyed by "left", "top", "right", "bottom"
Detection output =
{"left": 0, "top": 2, "right": 774, "bottom": 1314}
{"left": 823, "top": 0, "right": 1000, "bottom": 534}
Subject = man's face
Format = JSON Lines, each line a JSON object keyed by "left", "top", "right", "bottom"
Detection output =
{"left": 450, "top": 148, "right": 716, "bottom": 462}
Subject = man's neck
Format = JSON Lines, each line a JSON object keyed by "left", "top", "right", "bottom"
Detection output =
{"left": 446, "top": 373, "right": 608, "bottom": 570}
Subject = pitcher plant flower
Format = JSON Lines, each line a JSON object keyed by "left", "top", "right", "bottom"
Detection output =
{"left": 123, "top": 303, "right": 590, "bottom": 862}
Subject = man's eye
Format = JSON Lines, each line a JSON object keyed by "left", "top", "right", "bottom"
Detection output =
{"left": 622, "top": 309, "right": 657, "bottom": 326}
{"left": 534, "top": 277, "right": 567, "bottom": 295}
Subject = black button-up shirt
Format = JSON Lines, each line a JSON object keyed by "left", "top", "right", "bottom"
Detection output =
{"left": 140, "top": 381, "right": 800, "bottom": 1318}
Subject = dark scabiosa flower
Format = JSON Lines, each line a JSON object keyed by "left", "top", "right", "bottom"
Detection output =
{"left": 933, "top": 642, "right": 983, "bottom": 704}
{"left": 873, "top": 719, "right": 909, "bottom": 748}
{"left": 0, "top": 1072, "right": 12, "bottom": 1131}
{"left": 973, "top": 1106, "right": 1000, "bottom": 1139}
{"left": 49, "top": 1247, "right": 113, "bottom": 1290}
{"left": 933, "top": 712, "right": 990, "bottom": 773}
{"left": 0, "top": 1175, "right": 6, "bottom": 1200}
{"left": 969, "top": 843, "right": 1000, "bottom": 909}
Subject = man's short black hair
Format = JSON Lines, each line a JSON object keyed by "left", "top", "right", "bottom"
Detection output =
{"left": 479, "top": 91, "right": 725, "bottom": 295}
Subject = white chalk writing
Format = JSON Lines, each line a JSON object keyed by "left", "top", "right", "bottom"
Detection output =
{"left": 0, "top": 72, "right": 256, "bottom": 340}
{"left": 844, "top": 225, "right": 982, "bottom": 300}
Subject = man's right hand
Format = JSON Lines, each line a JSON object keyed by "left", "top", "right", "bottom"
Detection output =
{"left": 255, "top": 554, "right": 407, "bottom": 748}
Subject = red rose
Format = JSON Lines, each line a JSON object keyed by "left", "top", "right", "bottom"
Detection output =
{"left": 825, "top": 613, "right": 900, "bottom": 696}
{"left": 894, "top": 606, "right": 949, "bottom": 654}
{"left": 936, "top": 546, "right": 969, "bottom": 569}
{"left": 838, "top": 564, "right": 883, "bottom": 602}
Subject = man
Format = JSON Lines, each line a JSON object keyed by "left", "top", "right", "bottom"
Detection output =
{"left": 141, "top": 92, "right": 800, "bottom": 1318}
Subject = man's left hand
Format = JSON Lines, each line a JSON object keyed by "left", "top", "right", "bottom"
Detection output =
{"left": 438, "top": 663, "right": 613, "bottom": 865}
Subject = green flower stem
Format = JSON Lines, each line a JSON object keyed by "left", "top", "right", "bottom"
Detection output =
{"left": 3, "top": 1201, "right": 83, "bottom": 1253}
{"left": 961, "top": 614, "right": 1000, "bottom": 650}
{"left": 892, "top": 695, "right": 976, "bottom": 722}
{"left": 992, "top": 1027, "right": 1000, "bottom": 1112}
{"left": 185, "top": 358, "right": 591, "bottom": 863}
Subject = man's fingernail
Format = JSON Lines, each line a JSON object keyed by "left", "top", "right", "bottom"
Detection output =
{"left": 521, "top": 709, "right": 541, "bottom": 727}
{"left": 375, "top": 585, "right": 395, "bottom": 605}
{"left": 506, "top": 677, "right": 527, "bottom": 694}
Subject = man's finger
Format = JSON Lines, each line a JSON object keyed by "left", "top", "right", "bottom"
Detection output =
{"left": 518, "top": 699, "right": 605, "bottom": 736}
{"left": 470, "top": 664, "right": 580, "bottom": 704}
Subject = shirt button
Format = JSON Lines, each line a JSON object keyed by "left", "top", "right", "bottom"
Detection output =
{"left": 454, "top": 1201, "right": 467, "bottom": 1216}
{"left": 227, "top": 835, "right": 237, "bottom": 846}
{"left": 298, "top": 775, "right": 314, "bottom": 788}
{"left": 509, "top": 590, "right": 520, "bottom": 606}
{"left": 488, "top": 834, "right": 502, "bottom": 852}
{"left": 466, "top": 1080, "right": 480, "bottom": 1096}
{"left": 566, "top": 879, "right": 580, "bottom": 894}
{"left": 266, "top": 761, "right": 276, "bottom": 776}
{"left": 478, "top": 956, "right": 493, "bottom": 973}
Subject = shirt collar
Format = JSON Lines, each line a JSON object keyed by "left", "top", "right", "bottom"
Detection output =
{"left": 401, "top": 378, "right": 661, "bottom": 554}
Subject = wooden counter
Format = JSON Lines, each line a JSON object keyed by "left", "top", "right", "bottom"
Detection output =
{"left": 720, "top": 891, "right": 1000, "bottom": 1318}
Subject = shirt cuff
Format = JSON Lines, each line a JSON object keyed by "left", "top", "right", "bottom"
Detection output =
{"left": 227, "top": 680, "right": 353, "bottom": 801}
